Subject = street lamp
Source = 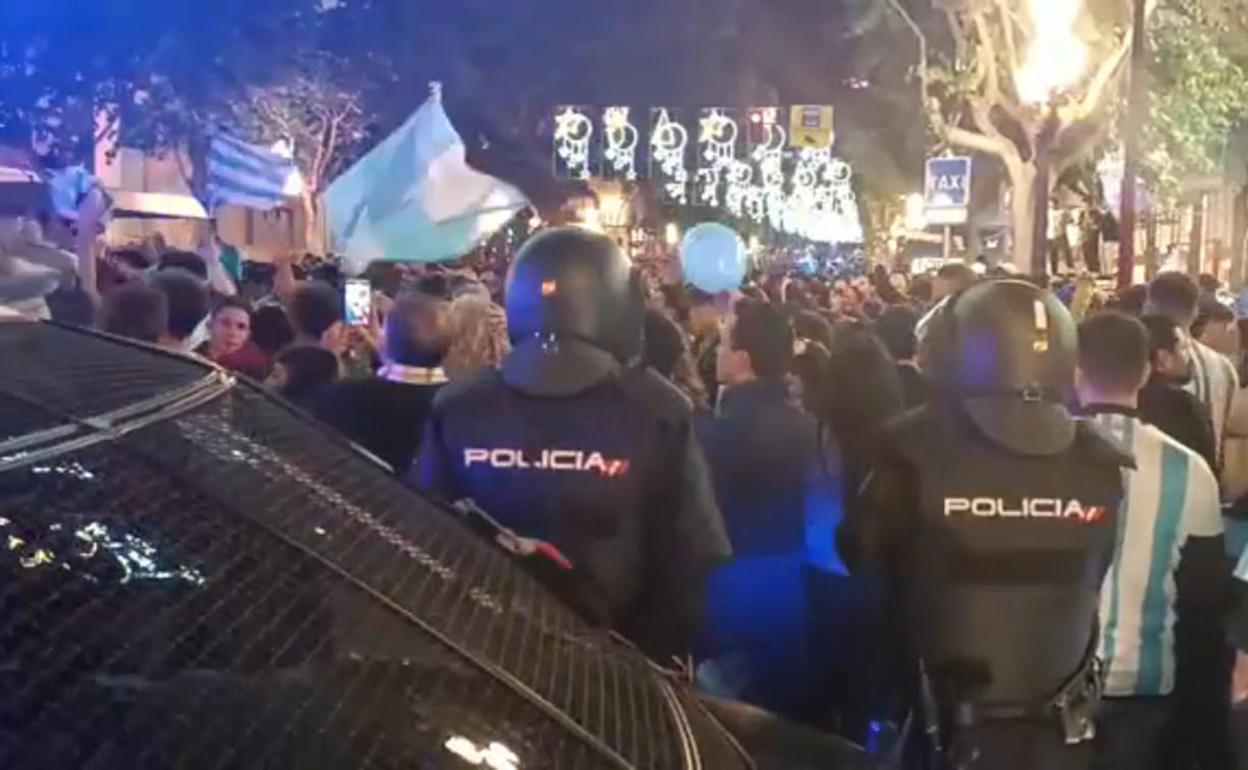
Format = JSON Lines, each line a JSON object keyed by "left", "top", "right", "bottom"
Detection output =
{"left": 1016, "top": 0, "right": 1088, "bottom": 277}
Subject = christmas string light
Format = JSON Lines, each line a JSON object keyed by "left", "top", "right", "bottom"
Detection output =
{"left": 751, "top": 113, "right": 788, "bottom": 228}
{"left": 782, "top": 149, "right": 863, "bottom": 244}
{"left": 602, "top": 106, "right": 639, "bottom": 181}
{"left": 553, "top": 106, "right": 594, "bottom": 180}
{"left": 724, "top": 160, "right": 754, "bottom": 218}
{"left": 696, "top": 108, "right": 739, "bottom": 207}
{"left": 650, "top": 108, "right": 689, "bottom": 204}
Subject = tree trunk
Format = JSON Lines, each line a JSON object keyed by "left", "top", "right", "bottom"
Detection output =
{"left": 1008, "top": 162, "right": 1040, "bottom": 275}
{"left": 302, "top": 190, "right": 326, "bottom": 257}
{"left": 1188, "top": 193, "right": 1206, "bottom": 277}
{"left": 1233, "top": 185, "right": 1248, "bottom": 289}
{"left": 1144, "top": 212, "right": 1158, "bottom": 281}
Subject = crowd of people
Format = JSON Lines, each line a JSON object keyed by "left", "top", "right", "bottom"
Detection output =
{"left": 15, "top": 216, "right": 1248, "bottom": 768}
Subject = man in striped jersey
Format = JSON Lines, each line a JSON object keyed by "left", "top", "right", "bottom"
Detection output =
{"left": 1076, "top": 312, "right": 1229, "bottom": 769}
{"left": 1147, "top": 272, "right": 1240, "bottom": 470}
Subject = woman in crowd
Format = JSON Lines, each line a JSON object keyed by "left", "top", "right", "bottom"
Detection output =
{"left": 808, "top": 322, "right": 906, "bottom": 510}
{"left": 442, "top": 295, "right": 510, "bottom": 382}
{"left": 642, "top": 307, "right": 709, "bottom": 410}
{"left": 201, "top": 297, "right": 268, "bottom": 379}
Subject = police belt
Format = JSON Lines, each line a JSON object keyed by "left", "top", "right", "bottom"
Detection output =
{"left": 942, "top": 630, "right": 1103, "bottom": 745}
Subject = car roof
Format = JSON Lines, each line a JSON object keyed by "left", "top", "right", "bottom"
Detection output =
{"left": 0, "top": 321, "right": 748, "bottom": 770}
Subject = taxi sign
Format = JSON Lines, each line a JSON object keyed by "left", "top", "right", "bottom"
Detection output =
{"left": 925, "top": 156, "right": 972, "bottom": 225}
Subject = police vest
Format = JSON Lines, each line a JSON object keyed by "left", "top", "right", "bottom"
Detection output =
{"left": 422, "top": 365, "right": 703, "bottom": 620}
{"left": 884, "top": 406, "right": 1126, "bottom": 705}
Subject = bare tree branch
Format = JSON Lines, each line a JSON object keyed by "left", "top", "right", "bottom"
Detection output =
{"left": 1061, "top": 36, "right": 1131, "bottom": 125}
{"left": 994, "top": 0, "right": 1021, "bottom": 73}
{"left": 885, "top": 0, "right": 930, "bottom": 116}
{"left": 948, "top": 10, "right": 969, "bottom": 65}
{"left": 946, "top": 121, "right": 1019, "bottom": 159}
{"left": 972, "top": 13, "right": 1002, "bottom": 104}
{"left": 886, "top": 0, "right": 1018, "bottom": 164}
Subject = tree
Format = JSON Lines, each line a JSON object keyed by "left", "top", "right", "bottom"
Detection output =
{"left": 853, "top": 0, "right": 1141, "bottom": 273}
{"left": 1, "top": 1, "right": 379, "bottom": 253}
{"left": 221, "top": 54, "right": 372, "bottom": 252}
{"left": 1143, "top": 1, "right": 1248, "bottom": 195}
{"left": 0, "top": 0, "right": 326, "bottom": 162}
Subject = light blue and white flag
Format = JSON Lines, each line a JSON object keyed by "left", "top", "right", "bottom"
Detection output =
{"left": 325, "top": 84, "right": 528, "bottom": 274}
{"left": 207, "top": 133, "right": 298, "bottom": 211}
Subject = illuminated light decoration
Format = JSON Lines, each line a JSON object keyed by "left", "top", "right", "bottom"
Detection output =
{"left": 664, "top": 222, "right": 680, "bottom": 246}
{"left": 749, "top": 110, "right": 788, "bottom": 228}
{"left": 649, "top": 108, "right": 689, "bottom": 204}
{"left": 443, "top": 736, "right": 521, "bottom": 770}
{"left": 552, "top": 106, "right": 595, "bottom": 180}
{"left": 1015, "top": 0, "right": 1088, "bottom": 104}
{"left": 601, "top": 106, "right": 639, "bottom": 181}
{"left": 781, "top": 149, "right": 864, "bottom": 244}
{"left": 695, "top": 108, "right": 739, "bottom": 208}
{"left": 724, "top": 160, "right": 754, "bottom": 218}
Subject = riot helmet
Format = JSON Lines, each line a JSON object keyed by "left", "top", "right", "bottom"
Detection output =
{"left": 505, "top": 227, "right": 644, "bottom": 365}
{"left": 925, "top": 278, "right": 1078, "bottom": 455}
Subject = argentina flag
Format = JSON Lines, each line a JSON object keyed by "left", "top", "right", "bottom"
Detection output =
{"left": 325, "top": 83, "right": 527, "bottom": 274}
{"left": 207, "top": 133, "right": 299, "bottom": 211}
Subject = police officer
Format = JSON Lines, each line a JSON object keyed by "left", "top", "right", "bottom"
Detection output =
{"left": 417, "top": 227, "right": 731, "bottom": 661}
{"left": 840, "top": 279, "right": 1130, "bottom": 769}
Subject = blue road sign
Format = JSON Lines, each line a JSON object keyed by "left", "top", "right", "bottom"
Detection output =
{"left": 925, "top": 156, "right": 971, "bottom": 224}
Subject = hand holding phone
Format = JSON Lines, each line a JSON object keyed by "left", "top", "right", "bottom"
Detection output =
{"left": 344, "top": 278, "right": 372, "bottom": 326}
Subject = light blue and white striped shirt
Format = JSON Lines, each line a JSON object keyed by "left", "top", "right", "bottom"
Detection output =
{"left": 1186, "top": 337, "right": 1238, "bottom": 468}
{"left": 1091, "top": 410, "right": 1224, "bottom": 697}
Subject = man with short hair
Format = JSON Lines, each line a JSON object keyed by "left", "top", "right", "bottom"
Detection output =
{"left": 1138, "top": 314, "right": 1218, "bottom": 473}
{"left": 310, "top": 292, "right": 450, "bottom": 475}
{"left": 1195, "top": 299, "right": 1240, "bottom": 361}
{"left": 97, "top": 282, "right": 168, "bottom": 345}
{"left": 1076, "top": 311, "right": 1228, "bottom": 770}
{"left": 1147, "top": 272, "right": 1239, "bottom": 468}
{"left": 148, "top": 268, "right": 211, "bottom": 353}
{"left": 699, "top": 299, "right": 840, "bottom": 718}
{"left": 874, "top": 304, "right": 926, "bottom": 408}
{"left": 932, "top": 262, "right": 976, "bottom": 304}
{"left": 288, "top": 281, "right": 347, "bottom": 356}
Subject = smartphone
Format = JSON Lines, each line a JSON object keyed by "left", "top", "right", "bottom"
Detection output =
{"left": 344, "top": 278, "right": 372, "bottom": 326}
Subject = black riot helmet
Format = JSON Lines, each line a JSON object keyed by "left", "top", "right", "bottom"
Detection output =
{"left": 926, "top": 278, "right": 1078, "bottom": 456}
{"left": 505, "top": 227, "right": 644, "bottom": 365}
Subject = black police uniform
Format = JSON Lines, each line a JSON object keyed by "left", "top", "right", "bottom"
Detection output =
{"left": 841, "top": 280, "right": 1130, "bottom": 770}
{"left": 416, "top": 228, "right": 730, "bottom": 660}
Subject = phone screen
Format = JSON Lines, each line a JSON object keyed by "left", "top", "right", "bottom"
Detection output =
{"left": 344, "top": 279, "right": 372, "bottom": 326}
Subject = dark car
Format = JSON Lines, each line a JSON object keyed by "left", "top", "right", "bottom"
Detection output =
{"left": 0, "top": 317, "right": 871, "bottom": 770}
